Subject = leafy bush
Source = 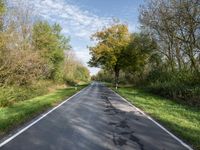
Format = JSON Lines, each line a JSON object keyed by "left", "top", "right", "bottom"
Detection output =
{"left": 0, "top": 81, "right": 51, "bottom": 107}
{"left": 0, "top": 2, "right": 90, "bottom": 108}
{"left": 64, "top": 78, "right": 77, "bottom": 86}
{"left": 146, "top": 70, "right": 200, "bottom": 106}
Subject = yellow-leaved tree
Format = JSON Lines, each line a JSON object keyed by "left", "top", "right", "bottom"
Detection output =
{"left": 88, "top": 23, "right": 131, "bottom": 88}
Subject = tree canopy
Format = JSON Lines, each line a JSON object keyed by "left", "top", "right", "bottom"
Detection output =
{"left": 92, "top": 0, "right": 200, "bottom": 107}
{"left": 89, "top": 24, "right": 131, "bottom": 87}
{"left": 32, "top": 21, "right": 70, "bottom": 81}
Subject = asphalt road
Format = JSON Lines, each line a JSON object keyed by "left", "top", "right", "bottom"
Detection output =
{"left": 0, "top": 82, "right": 190, "bottom": 150}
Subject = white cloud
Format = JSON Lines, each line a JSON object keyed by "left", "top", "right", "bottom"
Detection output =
{"left": 89, "top": 67, "right": 100, "bottom": 76}
{"left": 19, "top": 0, "right": 112, "bottom": 39}
{"left": 73, "top": 47, "right": 90, "bottom": 65}
{"left": 73, "top": 47, "right": 100, "bottom": 75}
{"left": 128, "top": 23, "right": 140, "bottom": 32}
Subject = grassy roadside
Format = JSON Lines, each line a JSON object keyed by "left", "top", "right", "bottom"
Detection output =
{"left": 112, "top": 86, "right": 200, "bottom": 150}
{"left": 0, "top": 85, "right": 87, "bottom": 137}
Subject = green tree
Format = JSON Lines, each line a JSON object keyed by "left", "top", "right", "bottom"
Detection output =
{"left": 33, "top": 21, "right": 70, "bottom": 81}
{"left": 140, "top": 0, "right": 200, "bottom": 73}
{"left": 124, "top": 33, "right": 157, "bottom": 75}
{"left": 92, "top": 69, "right": 113, "bottom": 82}
{"left": 63, "top": 50, "right": 90, "bottom": 85}
{"left": 74, "top": 65, "right": 90, "bottom": 82}
{"left": 88, "top": 23, "right": 130, "bottom": 88}
{"left": 0, "top": 4, "right": 48, "bottom": 86}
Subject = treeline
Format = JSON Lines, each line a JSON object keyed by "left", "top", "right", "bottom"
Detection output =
{"left": 90, "top": 0, "right": 200, "bottom": 106}
{"left": 0, "top": 1, "right": 90, "bottom": 106}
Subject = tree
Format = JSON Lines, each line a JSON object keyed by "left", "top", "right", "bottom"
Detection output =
{"left": 88, "top": 23, "right": 130, "bottom": 88}
{"left": 137, "top": 0, "right": 200, "bottom": 106}
{"left": 118, "top": 33, "right": 158, "bottom": 85}
{"left": 0, "top": 4, "right": 47, "bottom": 86}
{"left": 0, "top": 50, "right": 46, "bottom": 86}
{"left": 124, "top": 33, "right": 157, "bottom": 73}
{"left": 63, "top": 50, "right": 90, "bottom": 85}
{"left": 74, "top": 65, "right": 90, "bottom": 82}
{"left": 0, "top": 0, "right": 5, "bottom": 30}
{"left": 0, "top": 0, "right": 5, "bottom": 62}
{"left": 92, "top": 69, "right": 113, "bottom": 82}
{"left": 140, "top": 0, "right": 200, "bottom": 73}
{"left": 33, "top": 21, "right": 70, "bottom": 81}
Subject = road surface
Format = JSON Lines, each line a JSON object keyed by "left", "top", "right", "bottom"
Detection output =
{"left": 0, "top": 82, "right": 190, "bottom": 150}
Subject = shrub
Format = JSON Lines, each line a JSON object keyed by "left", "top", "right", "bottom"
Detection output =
{"left": 146, "top": 70, "right": 200, "bottom": 106}
{"left": 0, "top": 80, "right": 51, "bottom": 107}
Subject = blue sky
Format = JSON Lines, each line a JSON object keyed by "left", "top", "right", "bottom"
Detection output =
{"left": 12, "top": 0, "right": 144, "bottom": 75}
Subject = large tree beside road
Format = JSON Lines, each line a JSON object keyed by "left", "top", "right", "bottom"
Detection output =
{"left": 89, "top": 24, "right": 156, "bottom": 88}
{"left": 92, "top": 0, "right": 200, "bottom": 107}
{"left": 88, "top": 24, "right": 131, "bottom": 88}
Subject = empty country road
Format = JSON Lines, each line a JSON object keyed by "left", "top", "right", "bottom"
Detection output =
{"left": 0, "top": 82, "right": 190, "bottom": 150}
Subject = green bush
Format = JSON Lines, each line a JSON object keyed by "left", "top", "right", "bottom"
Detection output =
{"left": 145, "top": 70, "right": 200, "bottom": 106}
{"left": 0, "top": 80, "right": 51, "bottom": 107}
{"left": 64, "top": 78, "right": 77, "bottom": 86}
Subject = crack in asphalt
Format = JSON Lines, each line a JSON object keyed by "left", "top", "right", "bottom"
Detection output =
{"left": 101, "top": 95, "right": 144, "bottom": 150}
{"left": 0, "top": 83, "right": 190, "bottom": 150}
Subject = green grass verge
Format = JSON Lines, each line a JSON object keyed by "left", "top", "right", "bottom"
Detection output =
{"left": 0, "top": 85, "right": 87, "bottom": 136}
{"left": 113, "top": 87, "right": 200, "bottom": 150}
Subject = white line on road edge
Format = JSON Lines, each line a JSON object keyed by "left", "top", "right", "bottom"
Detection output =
{"left": 110, "top": 88, "right": 193, "bottom": 150}
{"left": 0, "top": 86, "right": 88, "bottom": 148}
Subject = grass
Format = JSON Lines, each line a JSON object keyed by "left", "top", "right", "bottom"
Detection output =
{"left": 113, "top": 86, "right": 200, "bottom": 150}
{"left": 0, "top": 85, "right": 87, "bottom": 137}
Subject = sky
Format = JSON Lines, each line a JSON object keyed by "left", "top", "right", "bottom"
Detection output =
{"left": 11, "top": 0, "right": 145, "bottom": 75}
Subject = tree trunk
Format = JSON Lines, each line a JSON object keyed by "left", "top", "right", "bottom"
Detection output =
{"left": 167, "top": 44, "right": 175, "bottom": 72}
{"left": 190, "top": 56, "right": 198, "bottom": 73}
{"left": 175, "top": 44, "right": 182, "bottom": 70}
{"left": 114, "top": 65, "right": 120, "bottom": 90}
{"left": 188, "top": 45, "right": 199, "bottom": 73}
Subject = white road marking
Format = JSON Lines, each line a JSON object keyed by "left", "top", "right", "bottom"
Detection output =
{"left": 0, "top": 86, "right": 88, "bottom": 148}
{"left": 110, "top": 88, "right": 193, "bottom": 150}
{"left": 0, "top": 84, "right": 194, "bottom": 150}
